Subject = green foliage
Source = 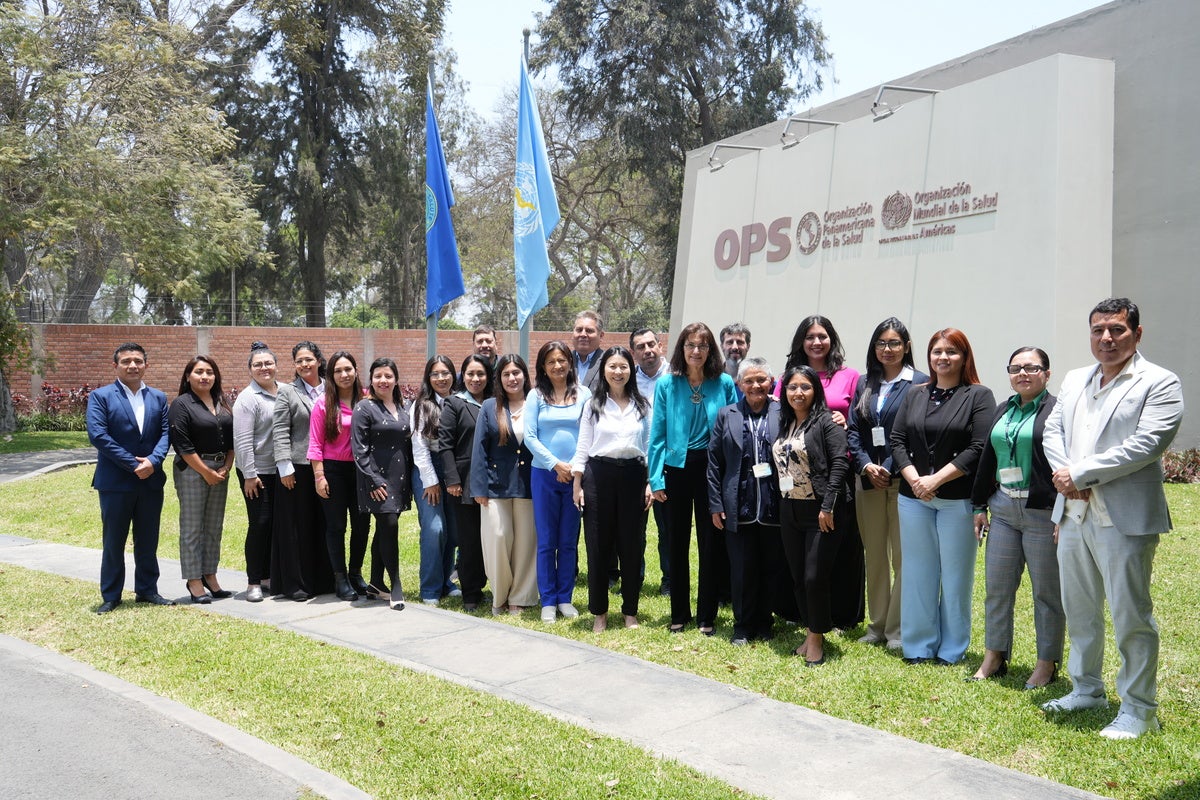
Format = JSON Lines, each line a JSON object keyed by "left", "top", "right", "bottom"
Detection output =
{"left": 328, "top": 302, "right": 388, "bottom": 329}
{"left": 1163, "top": 449, "right": 1200, "bottom": 483}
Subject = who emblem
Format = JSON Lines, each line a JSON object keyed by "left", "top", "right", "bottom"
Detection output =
{"left": 425, "top": 184, "right": 437, "bottom": 233}
{"left": 513, "top": 163, "right": 541, "bottom": 237}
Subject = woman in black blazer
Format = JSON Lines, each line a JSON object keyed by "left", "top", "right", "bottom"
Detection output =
{"left": 891, "top": 328, "right": 994, "bottom": 666}
{"left": 847, "top": 318, "right": 928, "bottom": 649}
{"left": 435, "top": 354, "right": 493, "bottom": 612}
{"left": 469, "top": 354, "right": 538, "bottom": 616}
{"left": 773, "top": 365, "right": 850, "bottom": 667}
{"left": 968, "top": 347, "right": 1063, "bottom": 688}
{"left": 351, "top": 357, "right": 413, "bottom": 611}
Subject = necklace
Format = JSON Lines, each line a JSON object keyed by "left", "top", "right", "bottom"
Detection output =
{"left": 689, "top": 380, "right": 703, "bottom": 405}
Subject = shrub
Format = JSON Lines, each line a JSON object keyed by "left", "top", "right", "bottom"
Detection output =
{"left": 14, "top": 382, "right": 92, "bottom": 432}
{"left": 1163, "top": 448, "right": 1200, "bottom": 484}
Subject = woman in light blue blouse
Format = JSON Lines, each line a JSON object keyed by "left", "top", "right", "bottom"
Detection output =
{"left": 526, "top": 340, "right": 591, "bottom": 624}
{"left": 648, "top": 322, "right": 738, "bottom": 635}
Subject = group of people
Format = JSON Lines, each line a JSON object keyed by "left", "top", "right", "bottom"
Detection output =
{"left": 87, "top": 298, "right": 1183, "bottom": 739}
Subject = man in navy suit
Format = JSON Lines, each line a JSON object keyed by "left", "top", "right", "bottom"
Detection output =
{"left": 86, "top": 342, "right": 175, "bottom": 612}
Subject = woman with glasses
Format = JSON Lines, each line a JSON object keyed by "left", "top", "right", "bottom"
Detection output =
{"left": 968, "top": 348, "right": 1063, "bottom": 688}
{"left": 410, "top": 355, "right": 460, "bottom": 605}
{"left": 783, "top": 315, "right": 864, "bottom": 631}
{"left": 891, "top": 329, "right": 995, "bottom": 665}
{"left": 648, "top": 322, "right": 738, "bottom": 635}
{"left": 271, "top": 341, "right": 333, "bottom": 601}
{"left": 233, "top": 342, "right": 279, "bottom": 602}
{"left": 847, "top": 319, "right": 927, "bottom": 648}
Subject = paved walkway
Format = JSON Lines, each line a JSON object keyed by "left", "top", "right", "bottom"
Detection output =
{"left": 0, "top": 447, "right": 94, "bottom": 484}
{"left": 0, "top": 450, "right": 1105, "bottom": 800}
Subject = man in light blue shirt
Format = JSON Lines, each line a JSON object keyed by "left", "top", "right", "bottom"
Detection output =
{"left": 631, "top": 327, "right": 672, "bottom": 594}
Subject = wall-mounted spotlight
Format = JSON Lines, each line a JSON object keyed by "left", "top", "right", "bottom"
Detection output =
{"left": 780, "top": 116, "right": 841, "bottom": 148}
{"left": 707, "top": 143, "right": 764, "bottom": 172}
{"left": 870, "top": 84, "right": 941, "bottom": 122}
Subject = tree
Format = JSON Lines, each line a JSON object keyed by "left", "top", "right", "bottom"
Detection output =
{"left": 534, "top": 0, "right": 828, "bottom": 293}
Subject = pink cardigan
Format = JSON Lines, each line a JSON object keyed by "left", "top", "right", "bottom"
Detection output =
{"left": 306, "top": 396, "right": 355, "bottom": 462}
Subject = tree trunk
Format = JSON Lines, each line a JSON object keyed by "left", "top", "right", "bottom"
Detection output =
{"left": 0, "top": 369, "right": 16, "bottom": 434}
{"left": 301, "top": 227, "right": 327, "bottom": 328}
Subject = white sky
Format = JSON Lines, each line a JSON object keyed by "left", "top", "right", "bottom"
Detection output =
{"left": 444, "top": 0, "right": 1105, "bottom": 120}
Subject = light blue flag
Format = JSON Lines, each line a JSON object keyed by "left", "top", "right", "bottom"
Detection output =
{"left": 514, "top": 56, "right": 560, "bottom": 328}
{"left": 425, "top": 77, "right": 465, "bottom": 319}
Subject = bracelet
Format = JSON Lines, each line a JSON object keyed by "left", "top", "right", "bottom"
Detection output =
{"left": 315, "top": 474, "right": 326, "bottom": 480}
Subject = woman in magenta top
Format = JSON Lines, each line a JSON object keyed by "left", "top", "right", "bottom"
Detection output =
{"left": 782, "top": 315, "right": 864, "bottom": 630}
{"left": 307, "top": 350, "right": 370, "bottom": 602}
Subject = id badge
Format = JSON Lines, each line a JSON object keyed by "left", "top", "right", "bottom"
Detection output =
{"left": 871, "top": 426, "right": 887, "bottom": 447}
{"left": 779, "top": 475, "right": 794, "bottom": 493}
{"left": 752, "top": 462, "right": 772, "bottom": 478}
{"left": 999, "top": 466, "right": 1024, "bottom": 484}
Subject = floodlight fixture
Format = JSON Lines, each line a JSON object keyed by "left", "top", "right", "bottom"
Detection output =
{"left": 871, "top": 84, "right": 941, "bottom": 122}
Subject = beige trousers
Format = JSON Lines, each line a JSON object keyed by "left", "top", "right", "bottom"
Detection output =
{"left": 481, "top": 498, "right": 539, "bottom": 610}
{"left": 855, "top": 481, "right": 902, "bottom": 643}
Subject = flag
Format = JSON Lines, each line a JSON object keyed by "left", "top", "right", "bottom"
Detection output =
{"left": 425, "top": 76, "right": 465, "bottom": 319}
{"left": 513, "top": 56, "right": 560, "bottom": 328}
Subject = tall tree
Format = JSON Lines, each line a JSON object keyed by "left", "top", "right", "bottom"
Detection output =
{"left": 534, "top": 0, "right": 828, "bottom": 293}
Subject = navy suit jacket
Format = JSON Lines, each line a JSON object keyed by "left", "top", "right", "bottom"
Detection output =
{"left": 469, "top": 398, "right": 532, "bottom": 499}
{"left": 847, "top": 370, "right": 928, "bottom": 488}
{"left": 86, "top": 380, "right": 170, "bottom": 492}
{"left": 706, "top": 399, "right": 781, "bottom": 533}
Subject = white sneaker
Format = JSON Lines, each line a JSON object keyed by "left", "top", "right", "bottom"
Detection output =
{"left": 541, "top": 606, "right": 557, "bottom": 623}
{"left": 857, "top": 632, "right": 885, "bottom": 645}
{"left": 886, "top": 639, "right": 903, "bottom": 650}
{"left": 447, "top": 587, "right": 462, "bottom": 598}
{"left": 1041, "top": 691, "right": 1109, "bottom": 712}
{"left": 421, "top": 598, "right": 439, "bottom": 606}
{"left": 1099, "top": 712, "right": 1160, "bottom": 740}
{"left": 557, "top": 603, "right": 579, "bottom": 619}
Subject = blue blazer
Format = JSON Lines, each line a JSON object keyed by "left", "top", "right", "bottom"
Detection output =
{"left": 706, "top": 398, "right": 781, "bottom": 532}
{"left": 648, "top": 372, "right": 738, "bottom": 492}
{"left": 847, "top": 370, "right": 928, "bottom": 489}
{"left": 469, "top": 398, "right": 532, "bottom": 499}
{"left": 86, "top": 380, "right": 170, "bottom": 492}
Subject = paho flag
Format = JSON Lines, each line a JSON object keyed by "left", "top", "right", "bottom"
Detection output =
{"left": 514, "top": 56, "right": 560, "bottom": 328}
{"left": 425, "top": 77, "right": 465, "bottom": 319}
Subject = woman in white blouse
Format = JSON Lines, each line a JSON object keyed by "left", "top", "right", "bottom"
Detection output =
{"left": 572, "top": 346, "right": 652, "bottom": 632}
{"left": 410, "top": 355, "right": 459, "bottom": 605}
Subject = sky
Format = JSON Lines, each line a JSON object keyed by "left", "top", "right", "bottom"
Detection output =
{"left": 443, "top": 0, "right": 1106, "bottom": 120}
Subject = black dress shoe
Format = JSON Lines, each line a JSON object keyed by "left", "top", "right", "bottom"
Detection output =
{"left": 904, "top": 657, "right": 931, "bottom": 665}
{"left": 189, "top": 592, "right": 212, "bottom": 605}
{"left": 290, "top": 590, "right": 310, "bottom": 602}
{"left": 201, "top": 577, "right": 233, "bottom": 599}
{"left": 96, "top": 599, "right": 122, "bottom": 614}
{"left": 730, "top": 636, "right": 749, "bottom": 647}
{"left": 349, "top": 573, "right": 369, "bottom": 596}
{"left": 135, "top": 593, "right": 176, "bottom": 606}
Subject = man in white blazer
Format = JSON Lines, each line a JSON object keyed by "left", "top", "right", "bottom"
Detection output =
{"left": 1042, "top": 298, "right": 1184, "bottom": 739}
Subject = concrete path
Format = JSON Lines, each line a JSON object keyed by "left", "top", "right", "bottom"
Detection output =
{"left": 0, "top": 529, "right": 1105, "bottom": 800}
{"left": 0, "top": 447, "right": 95, "bottom": 483}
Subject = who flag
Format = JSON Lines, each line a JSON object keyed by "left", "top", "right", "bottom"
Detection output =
{"left": 513, "top": 56, "right": 560, "bottom": 328}
{"left": 425, "top": 77, "right": 465, "bottom": 319}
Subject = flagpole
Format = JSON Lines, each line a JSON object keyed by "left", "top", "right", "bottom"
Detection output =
{"left": 426, "top": 58, "right": 438, "bottom": 359}
{"left": 518, "top": 28, "right": 532, "bottom": 363}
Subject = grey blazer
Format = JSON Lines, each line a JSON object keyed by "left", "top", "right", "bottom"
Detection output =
{"left": 1043, "top": 352, "right": 1183, "bottom": 536}
{"left": 274, "top": 378, "right": 318, "bottom": 467}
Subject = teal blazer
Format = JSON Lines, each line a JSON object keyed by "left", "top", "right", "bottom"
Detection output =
{"left": 648, "top": 372, "right": 737, "bottom": 492}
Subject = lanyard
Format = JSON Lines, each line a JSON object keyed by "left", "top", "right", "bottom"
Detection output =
{"left": 1002, "top": 399, "right": 1039, "bottom": 466}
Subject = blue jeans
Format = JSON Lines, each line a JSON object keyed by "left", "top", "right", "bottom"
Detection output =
{"left": 898, "top": 494, "right": 976, "bottom": 663}
{"left": 531, "top": 467, "right": 580, "bottom": 607}
{"left": 413, "top": 468, "right": 457, "bottom": 601}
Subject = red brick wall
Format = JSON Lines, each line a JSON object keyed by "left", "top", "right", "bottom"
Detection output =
{"left": 17, "top": 324, "right": 630, "bottom": 400}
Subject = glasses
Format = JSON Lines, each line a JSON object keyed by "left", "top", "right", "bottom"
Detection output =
{"left": 429, "top": 371, "right": 454, "bottom": 380}
{"left": 1006, "top": 364, "right": 1047, "bottom": 375}
{"left": 874, "top": 340, "right": 904, "bottom": 351}
{"left": 785, "top": 383, "right": 812, "bottom": 394}
{"left": 251, "top": 361, "right": 276, "bottom": 369}
{"left": 683, "top": 342, "right": 710, "bottom": 352}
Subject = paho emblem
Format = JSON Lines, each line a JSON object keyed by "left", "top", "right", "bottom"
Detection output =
{"left": 795, "top": 212, "right": 822, "bottom": 256}
{"left": 513, "top": 163, "right": 540, "bottom": 236}
{"left": 425, "top": 184, "right": 437, "bottom": 233}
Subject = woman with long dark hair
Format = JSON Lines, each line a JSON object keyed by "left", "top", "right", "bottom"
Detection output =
{"left": 410, "top": 355, "right": 459, "bottom": 605}
{"left": 271, "top": 341, "right": 333, "bottom": 600}
{"left": 891, "top": 328, "right": 995, "bottom": 665}
{"left": 169, "top": 355, "right": 234, "bottom": 603}
{"left": 572, "top": 345, "right": 650, "bottom": 631}
{"left": 526, "top": 340, "right": 591, "bottom": 623}
{"left": 774, "top": 366, "right": 850, "bottom": 666}
{"left": 436, "top": 354, "right": 494, "bottom": 612}
{"left": 648, "top": 322, "right": 738, "bottom": 635}
{"left": 351, "top": 357, "right": 412, "bottom": 611}
{"left": 847, "top": 318, "right": 927, "bottom": 648}
{"left": 233, "top": 342, "right": 279, "bottom": 602}
{"left": 470, "top": 354, "right": 539, "bottom": 616}
{"left": 969, "top": 347, "right": 1063, "bottom": 687}
{"left": 307, "top": 350, "right": 370, "bottom": 602}
{"left": 782, "top": 314, "right": 864, "bottom": 631}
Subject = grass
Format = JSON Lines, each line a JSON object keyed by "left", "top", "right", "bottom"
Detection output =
{"left": 0, "top": 565, "right": 751, "bottom": 800}
{"left": 3, "top": 463, "right": 1200, "bottom": 799}
{"left": 0, "top": 430, "right": 91, "bottom": 454}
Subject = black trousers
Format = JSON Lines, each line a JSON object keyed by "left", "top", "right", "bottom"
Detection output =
{"left": 369, "top": 512, "right": 402, "bottom": 592}
{"left": 320, "top": 459, "right": 370, "bottom": 575}
{"left": 829, "top": 497, "right": 865, "bottom": 629}
{"left": 582, "top": 458, "right": 648, "bottom": 616}
{"left": 237, "top": 469, "right": 275, "bottom": 585}
{"left": 665, "top": 448, "right": 722, "bottom": 627}
{"left": 449, "top": 501, "right": 486, "bottom": 605}
{"left": 98, "top": 488, "right": 163, "bottom": 602}
{"left": 725, "top": 521, "right": 790, "bottom": 640}
{"left": 780, "top": 498, "right": 841, "bottom": 634}
{"left": 271, "top": 464, "right": 334, "bottom": 596}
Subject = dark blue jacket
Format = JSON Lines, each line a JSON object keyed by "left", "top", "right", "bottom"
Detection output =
{"left": 86, "top": 380, "right": 170, "bottom": 492}
{"left": 469, "top": 398, "right": 532, "bottom": 499}
{"left": 847, "top": 370, "right": 928, "bottom": 489}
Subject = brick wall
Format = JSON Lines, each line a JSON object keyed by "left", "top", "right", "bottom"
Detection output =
{"left": 17, "top": 324, "right": 634, "bottom": 400}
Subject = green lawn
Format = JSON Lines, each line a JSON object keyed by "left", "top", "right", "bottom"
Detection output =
{"left": 2, "top": 463, "right": 1199, "bottom": 799}
{"left": 0, "top": 430, "right": 90, "bottom": 454}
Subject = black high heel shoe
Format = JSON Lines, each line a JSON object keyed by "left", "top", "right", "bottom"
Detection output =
{"left": 1024, "top": 661, "right": 1059, "bottom": 690}
{"left": 201, "top": 576, "right": 232, "bottom": 599}
{"left": 365, "top": 582, "right": 389, "bottom": 600}
{"left": 189, "top": 591, "right": 212, "bottom": 604}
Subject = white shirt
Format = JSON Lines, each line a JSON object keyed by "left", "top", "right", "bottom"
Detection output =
{"left": 1064, "top": 358, "right": 1137, "bottom": 526}
{"left": 876, "top": 366, "right": 915, "bottom": 414}
{"left": 571, "top": 396, "right": 650, "bottom": 473}
{"left": 119, "top": 381, "right": 147, "bottom": 434}
{"left": 410, "top": 395, "right": 447, "bottom": 487}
